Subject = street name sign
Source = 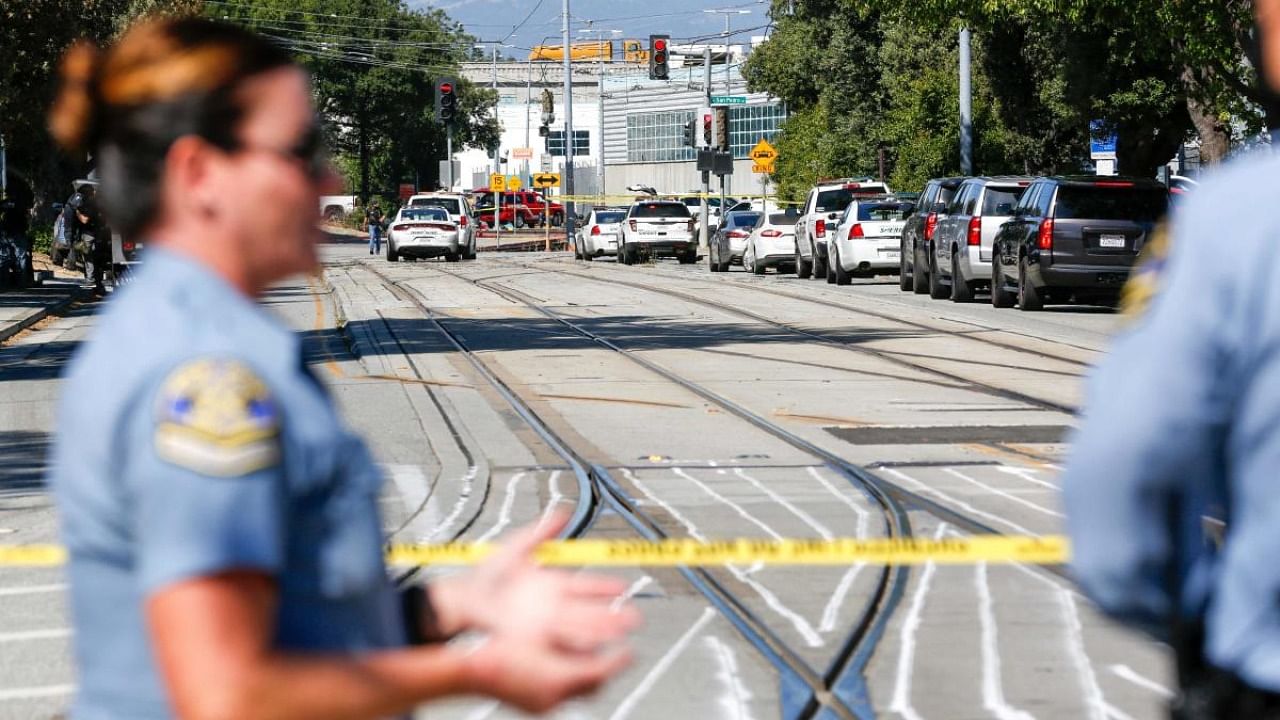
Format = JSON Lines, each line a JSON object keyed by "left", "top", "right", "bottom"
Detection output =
{"left": 710, "top": 95, "right": 747, "bottom": 106}
{"left": 532, "top": 173, "right": 561, "bottom": 189}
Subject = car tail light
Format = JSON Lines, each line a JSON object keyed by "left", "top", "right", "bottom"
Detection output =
{"left": 1094, "top": 181, "right": 1134, "bottom": 188}
{"left": 688, "top": 220, "right": 696, "bottom": 233}
{"left": 392, "top": 224, "right": 408, "bottom": 232}
{"left": 123, "top": 241, "right": 136, "bottom": 252}
{"left": 727, "top": 230, "right": 748, "bottom": 238}
{"left": 591, "top": 225, "right": 601, "bottom": 236}
{"left": 1037, "top": 219, "right": 1054, "bottom": 250}
{"left": 848, "top": 223, "right": 864, "bottom": 239}
{"left": 761, "top": 229, "right": 782, "bottom": 237}
{"left": 816, "top": 220, "right": 826, "bottom": 238}
{"left": 924, "top": 212, "right": 938, "bottom": 241}
{"left": 967, "top": 216, "right": 981, "bottom": 246}
{"left": 629, "top": 220, "right": 638, "bottom": 231}
{"left": 459, "top": 216, "right": 468, "bottom": 227}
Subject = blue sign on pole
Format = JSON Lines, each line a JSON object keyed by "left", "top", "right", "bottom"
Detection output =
{"left": 1090, "top": 120, "right": 1117, "bottom": 159}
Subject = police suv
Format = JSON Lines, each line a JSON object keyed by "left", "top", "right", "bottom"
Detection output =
{"left": 619, "top": 200, "right": 697, "bottom": 265}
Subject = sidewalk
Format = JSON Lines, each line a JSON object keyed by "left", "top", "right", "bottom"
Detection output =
{"left": 0, "top": 279, "right": 84, "bottom": 344}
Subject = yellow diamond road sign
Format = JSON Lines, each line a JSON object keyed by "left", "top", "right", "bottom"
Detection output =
{"left": 749, "top": 138, "right": 778, "bottom": 165}
{"left": 489, "top": 173, "right": 506, "bottom": 192}
{"left": 506, "top": 175, "right": 522, "bottom": 191}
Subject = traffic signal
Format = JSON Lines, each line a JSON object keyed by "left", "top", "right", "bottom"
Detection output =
{"left": 701, "top": 110, "right": 712, "bottom": 148}
{"left": 714, "top": 107, "right": 729, "bottom": 151}
{"left": 683, "top": 118, "right": 697, "bottom": 148}
{"left": 649, "top": 35, "right": 669, "bottom": 80}
{"left": 434, "top": 77, "right": 458, "bottom": 125}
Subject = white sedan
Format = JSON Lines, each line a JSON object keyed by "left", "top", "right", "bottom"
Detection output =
{"left": 827, "top": 199, "right": 910, "bottom": 285}
{"left": 743, "top": 211, "right": 802, "bottom": 275}
{"left": 386, "top": 206, "right": 463, "bottom": 262}
{"left": 576, "top": 208, "right": 627, "bottom": 261}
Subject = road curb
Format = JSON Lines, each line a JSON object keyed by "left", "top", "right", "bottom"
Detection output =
{"left": 0, "top": 286, "right": 84, "bottom": 345}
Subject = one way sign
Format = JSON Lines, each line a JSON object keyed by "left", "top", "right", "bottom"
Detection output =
{"left": 532, "top": 173, "right": 561, "bottom": 188}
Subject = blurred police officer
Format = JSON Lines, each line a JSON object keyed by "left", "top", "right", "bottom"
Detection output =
{"left": 1065, "top": 2, "right": 1280, "bottom": 717}
{"left": 48, "top": 18, "right": 636, "bottom": 720}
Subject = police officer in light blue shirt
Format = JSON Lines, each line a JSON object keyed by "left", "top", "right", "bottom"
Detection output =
{"left": 48, "top": 18, "right": 636, "bottom": 720}
{"left": 1064, "top": 3, "right": 1280, "bottom": 716}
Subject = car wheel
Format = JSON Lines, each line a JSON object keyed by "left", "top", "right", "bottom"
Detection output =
{"left": 991, "top": 259, "right": 1016, "bottom": 308}
{"left": 950, "top": 252, "right": 974, "bottom": 302}
{"left": 514, "top": 213, "right": 526, "bottom": 229}
{"left": 812, "top": 241, "right": 828, "bottom": 280}
{"left": 912, "top": 244, "right": 929, "bottom": 294}
{"left": 825, "top": 250, "right": 836, "bottom": 284}
{"left": 1018, "top": 257, "right": 1044, "bottom": 311}
{"left": 928, "top": 253, "right": 948, "bottom": 299}
{"left": 899, "top": 240, "right": 913, "bottom": 291}
{"left": 833, "top": 245, "right": 852, "bottom": 286}
{"left": 752, "top": 253, "right": 766, "bottom": 275}
{"left": 386, "top": 244, "right": 399, "bottom": 262}
{"left": 678, "top": 248, "right": 697, "bottom": 265}
{"left": 446, "top": 251, "right": 461, "bottom": 263}
{"left": 795, "top": 249, "right": 812, "bottom": 279}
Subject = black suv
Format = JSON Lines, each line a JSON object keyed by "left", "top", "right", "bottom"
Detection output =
{"left": 990, "top": 176, "right": 1168, "bottom": 311}
{"left": 900, "top": 177, "right": 966, "bottom": 293}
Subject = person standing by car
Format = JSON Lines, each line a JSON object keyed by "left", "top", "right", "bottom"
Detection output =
{"left": 366, "top": 200, "right": 384, "bottom": 255}
{"left": 47, "top": 17, "right": 637, "bottom": 720}
{"left": 1064, "top": 1, "right": 1280, "bottom": 717}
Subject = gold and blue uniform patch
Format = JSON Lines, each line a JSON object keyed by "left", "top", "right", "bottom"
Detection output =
{"left": 154, "top": 359, "right": 281, "bottom": 477}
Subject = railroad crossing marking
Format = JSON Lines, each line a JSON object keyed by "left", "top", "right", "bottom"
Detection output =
{"left": 533, "top": 172, "right": 561, "bottom": 189}
{"left": 489, "top": 173, "right": 505, "bottom": 192}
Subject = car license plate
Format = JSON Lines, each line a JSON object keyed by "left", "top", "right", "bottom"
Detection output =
{"left": 882, "top": 251, "right": 900, "bottom": 260}
{"left": 1099, "top": 234, "right": 1126, "bottom": 248}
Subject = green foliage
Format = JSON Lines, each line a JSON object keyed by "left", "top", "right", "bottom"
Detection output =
{"left": 30, "top": 227, "right": 54, "bottom": 256}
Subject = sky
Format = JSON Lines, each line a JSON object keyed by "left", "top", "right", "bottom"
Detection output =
{"left": 409, "top": 0, "right": 773, "bottom": 57}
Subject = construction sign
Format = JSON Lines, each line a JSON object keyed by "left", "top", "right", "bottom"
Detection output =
{"left": 750, "top": 138, "right": 778, "bottom": 174}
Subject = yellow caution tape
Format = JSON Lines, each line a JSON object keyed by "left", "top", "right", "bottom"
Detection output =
{"left": 0, "top": 536, "right": 1068, "bottom": 568}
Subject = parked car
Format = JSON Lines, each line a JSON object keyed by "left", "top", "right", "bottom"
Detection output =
{"left": 471, "top": 192, "right": 537, "bottom": 230}
{"left": 320, "top": 194, "right": 356, "bottom": 221}
{"left": 619, "top": 200, "right": 697, "bottom": 265}
{"left": 680, "top": 195, "right": 735, "bottom": 246}
{"left": 927, "top": 177, "right": 1031, "bottom": 302}
{"left": 743, "top": 210, "right": 802, "bottom": 275}
{"left": 796, "top": 179, "right": 891, "bottom": 279}
{"left": 708, "top": 210, "right": 764, "bottom": 272}
{"left": 512, "top": 190, "right": 565, "bottom": 226}
{"left": 576, "top": 207, "right": 627, "bottom": 261}
{"left": 990, "top": 176, "right": 1169, "bottom": 311}
{"left": 386, "top": 206, "right": 464, "bottom": 262}
{"left": 827, "top": 197, "right": 913, "bottom": 285}
{"left": 899, "top": 177, "right": 965, "bottom": 294}
{"left": 407, "top": 193, "right": 476, "bottom": 259}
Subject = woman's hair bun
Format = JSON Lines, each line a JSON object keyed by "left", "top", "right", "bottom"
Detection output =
{"left": 49, "top": 41, "right": 102, "bottom": 153}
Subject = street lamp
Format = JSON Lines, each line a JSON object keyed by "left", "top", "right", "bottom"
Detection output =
{"left": 703, "top": 8, "right": 751, "bottom": 38}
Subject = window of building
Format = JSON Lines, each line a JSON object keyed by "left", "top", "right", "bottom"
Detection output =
{"left": 548, "top": 130, "right": 590, "bottom": 157}
{"left": 626, "top": 111, "right": 697, "bottom": 163}
{"left": 728, "top": 104, "right": 786, "bottom": 159}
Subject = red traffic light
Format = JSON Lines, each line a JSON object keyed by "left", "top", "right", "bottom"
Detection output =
{"left": 654, "top": 38, "right": 667, "bottom": 52}
{"left": 439, "top": 82, "right": 454, "bottom": 94}
{"left": 654, "top": 52, "right": 666, "bottom": 64}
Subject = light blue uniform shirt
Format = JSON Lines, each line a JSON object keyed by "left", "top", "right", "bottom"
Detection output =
{"left": 1064, "top": 153, "right": 1280, "bottom": 689}
{"left": 52, "top": 248, "right": 405, "bottom": 718}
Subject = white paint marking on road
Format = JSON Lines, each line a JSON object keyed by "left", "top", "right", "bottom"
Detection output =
{"left": 995, "top": 465, "right": 1061, "bottom": 491}
{"left": 541, "top": 469, "right": 565, "bottom": 524}
{"left": 1108, "top": 665, "right": 1174, "bottom": 699}
{"left": 673, "top": 469, "right": 784, "bottom": 540}
{"left": 732, "top": 469, "right": 833, "bottom": 539}
{"left": 477, "top": 472, "right": 527, "bottom": 543}
{"left": 705, "top": 635, "right": 756, "bottom": 720}
{"left": 804, "top": 467, "right": 874, "bottom": 633}
{"left": 0, "top": 628, "right": 71, "bottom": 643}
{"left": 1056, "top": 586, "right": 1109, "bottom": 720}
{"left": 888, "top": 524, "right": 949, "bottom": 720}
{"left": 884, "top": 469, "right": 1039, "bottom": 536}
{"left": 0, "top": 584, "right": 67, "bottom": 597}
{"left": 612, "top": 575, "right": 654, "bottom": 613}
{"left": 943, "top": 468, "right": 1063, "bottom": 518}
{"left": 975, "top": 563, "right": 1036, "bottom": 720}
{"left": 624, "top": 470, "right": 823, "bottom": 647}
{"left": 1102, "top": 703, "right": 1137, "bottom": 720}
{"left": 425, "top": 464, "right": 480, "bottom": 542}
{"left": 0, "top": 684, "right": 75, "bottom": 701}
{"left": 609, "top": 607, "right": 717, "bottom": 720}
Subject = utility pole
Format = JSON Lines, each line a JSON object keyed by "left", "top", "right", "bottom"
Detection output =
{"left": 0, "top": 133, "right": 6, "bottom": 200}
{"left": 562, "top": 0, "right": 576, "bottom": 253}
{"left": 525, "top": 62, "right": 533, "bottom": 184}
{"left": 492, "top": 43, "right": 502, "bottom": 247}
{"left": 959, "top": 27, "right": 973, "bottom": 176}
{"left": 701, "top": 47, "right": 711, "bottom": 252}
{"left": 597, "top": 64, "right": 605, "bottom": 203}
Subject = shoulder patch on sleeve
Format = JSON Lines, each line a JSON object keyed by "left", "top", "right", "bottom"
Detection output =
{"left": 1119, "top": 221, "right": 1171, "bottom": 325}
{"left": 154, "top": 358, "right": 282, "bottom": 478}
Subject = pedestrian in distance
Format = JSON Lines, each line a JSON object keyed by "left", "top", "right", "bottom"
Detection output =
{"left": 366, "top": 200, "right": 384, "bottom": 255}
{"left": 47, "top": 17, "right": 637, "bottom": 720}
{"left": 1064, "top": 1, "right": 1280, "bottom": 717}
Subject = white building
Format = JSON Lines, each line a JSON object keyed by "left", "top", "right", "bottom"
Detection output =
{"left": 458, "top": 52, "right": 786, "bottom": 204}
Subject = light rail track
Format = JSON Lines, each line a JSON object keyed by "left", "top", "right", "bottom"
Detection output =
{"left": 359, "top": 262, "right": 910, "bottom": 720}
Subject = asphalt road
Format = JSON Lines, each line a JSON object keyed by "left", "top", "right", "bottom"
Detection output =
{"left": 0, "top": 238, "right": 1171, "bottom": 720}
